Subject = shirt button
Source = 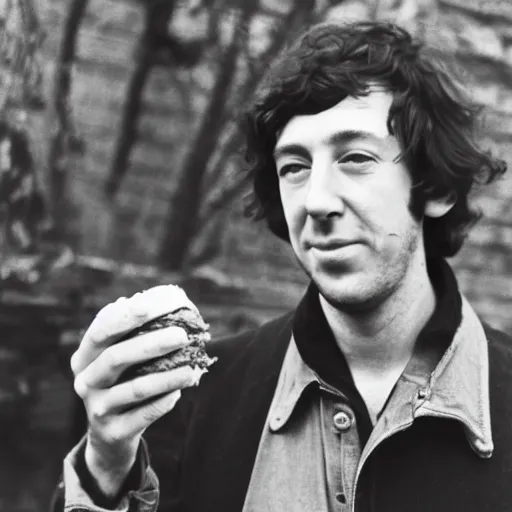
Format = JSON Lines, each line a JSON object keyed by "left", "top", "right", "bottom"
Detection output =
{"left": 333, "top": 410, "right": 353, "bottom": 432}
{"left": 417, "top": 387, "right": 429, "bottom": 400}
{"left": 336, "top": 492, "right": 347, "bottom": 504}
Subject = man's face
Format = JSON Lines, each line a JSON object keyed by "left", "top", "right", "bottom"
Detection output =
{"left": 274, "top": 90, "right": 427, "bottom": 310}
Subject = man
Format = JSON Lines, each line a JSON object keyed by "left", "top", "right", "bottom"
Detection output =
{"left": 54, "top": 21, "right": 511, "bottom": 512}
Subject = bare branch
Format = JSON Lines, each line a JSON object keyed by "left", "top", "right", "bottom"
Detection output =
{"left": 201, "top": 0, "right": 318, "bottom": 215}
{"left": 158, "top": 1, "right": 260, "bottom": 270}
{"left": 47, "top": 0, "right": 89, "bottom": 239}
{"left": 105, "top": 1, "right": 176, "bottom": 197}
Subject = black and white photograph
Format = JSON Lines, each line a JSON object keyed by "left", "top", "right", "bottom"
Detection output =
{"left": 0, "top": 0, "right": 511, "bottom": 511}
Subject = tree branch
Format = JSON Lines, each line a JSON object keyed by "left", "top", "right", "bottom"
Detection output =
{"left": 201, "top": 0, "right": 318, "bottom": 215}
{"left": 105, "top": 1, "right": 176, "bottom": 197}
{"left": 158, "top": 1, "right": 260, "bottom": 270}
{"left": 47, "top": 0, "right": 89, "bottom": 240}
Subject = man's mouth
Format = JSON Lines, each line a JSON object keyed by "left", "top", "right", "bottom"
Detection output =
{"left": 306, "top": 239, "right": 360, "bottom": 251}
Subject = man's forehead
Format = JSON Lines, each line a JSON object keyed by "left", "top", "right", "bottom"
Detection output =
{"left": 275, "top": 90, "right": 393, "bottom": 150}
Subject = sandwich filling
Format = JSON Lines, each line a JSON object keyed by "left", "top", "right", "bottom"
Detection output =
{"left": 120, "top": 307, "right": 217, "bottom": 381}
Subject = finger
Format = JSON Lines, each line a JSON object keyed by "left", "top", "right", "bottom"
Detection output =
{"left": 102, "top": 390, "right": 183, "bottom": 443}
{"left": 71, "top": 286, "right": 195, "bottom": 375}
{"left": 100, "top": 367, "right": 197, "bottom": 413}
{"left": 71, "top": 298, "right": 136, "bottom": 375}
{"left": 80, "top": 326, "right": 189, "bottom": 388}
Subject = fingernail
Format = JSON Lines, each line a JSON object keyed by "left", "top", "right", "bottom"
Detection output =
{"left": 170, "top": 326, "right": 190, "bottom": 345}
{"left": 157, "top": 326, "right": 188, "bottom": 348}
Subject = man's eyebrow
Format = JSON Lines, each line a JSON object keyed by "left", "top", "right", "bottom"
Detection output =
{"left": 273, "top": 144, "right": 310, "bottom": 161}
{"left": 273, "top": 130, "right": 384, "bottom": 160}
{"left": 327, "top": 129, "right": 383, "bottom": 146}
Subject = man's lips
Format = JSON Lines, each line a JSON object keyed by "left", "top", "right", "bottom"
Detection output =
{"left": 305, "top": 239, "right": 361, "bottom": 250}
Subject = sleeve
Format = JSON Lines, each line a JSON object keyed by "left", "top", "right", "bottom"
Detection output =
{"left": 51, "top": 436, "right": 159, "bottom": 512}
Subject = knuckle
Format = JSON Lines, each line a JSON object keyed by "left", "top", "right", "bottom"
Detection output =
{"left": 101, "top": 347, "right": 120, "bottom": 371}
{"left": 130, "top": 380, "right": 147, "bottom": 402}
{"left": 90, "top": 402, "right": 108, "bottom": 421}
{"left": 83, "top": 326, "right": 106, "bottom": 350}
{"left": 127, "top": 292, "right": 150, "bottom": 323}
{"left": 73, "top": 374, "right": 88, "bottom": 398}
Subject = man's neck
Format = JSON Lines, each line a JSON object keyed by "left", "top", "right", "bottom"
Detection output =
{"left": 318, "top": 261, "right": 437, "bottom": 420}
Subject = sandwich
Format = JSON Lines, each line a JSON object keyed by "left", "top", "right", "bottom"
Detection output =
{"left": 119, "top": 285, "right": 217, "bottom": 383}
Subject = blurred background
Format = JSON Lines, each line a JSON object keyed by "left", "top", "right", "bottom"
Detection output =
{"left": 0, "top": 0, "right": 510, "bottom": 510}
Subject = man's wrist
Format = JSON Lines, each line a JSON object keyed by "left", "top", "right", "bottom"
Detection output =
{"left": 84, "top": 437, "right": 139, "bottom": 499}
{"left": 62, "top": 436, "right": 158, "bottom": 511}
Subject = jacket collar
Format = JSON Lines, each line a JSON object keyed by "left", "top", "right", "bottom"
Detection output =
{"left": 268, "top": 298, "right": 493, "bottom": 459}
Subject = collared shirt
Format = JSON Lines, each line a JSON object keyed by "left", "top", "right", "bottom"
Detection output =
{"left": 242, "top": 261, "right": 493, "bottom": 512}
{"left": 293, "top": 258, "right": 463, "bottom": 444}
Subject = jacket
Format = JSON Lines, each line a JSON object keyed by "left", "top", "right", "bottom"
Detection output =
{"left": 56, "top": 297, "right": 512, "bottom": 512}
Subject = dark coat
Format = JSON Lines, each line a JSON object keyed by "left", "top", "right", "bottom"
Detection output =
{"left": 144, "top": 312, "right": 512, "bottom": 512}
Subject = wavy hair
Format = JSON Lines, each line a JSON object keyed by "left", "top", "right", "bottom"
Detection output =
{"left": 242, "top": 21, "right": 507, "bottom": 258}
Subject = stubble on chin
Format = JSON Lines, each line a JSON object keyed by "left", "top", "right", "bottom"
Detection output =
{"left": 300, "top": 228, "right": 422, "bottom": 315}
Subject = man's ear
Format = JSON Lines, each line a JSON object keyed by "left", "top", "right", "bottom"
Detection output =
{"left": 424, "top": 193, "right": 457, "bottom": 219}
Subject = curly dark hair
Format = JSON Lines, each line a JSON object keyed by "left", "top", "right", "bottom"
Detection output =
{"left": 242, "top": 21, "right": 507, "bottom": 258}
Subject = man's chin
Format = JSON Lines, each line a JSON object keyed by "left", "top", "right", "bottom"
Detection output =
{"left": 312, "top": 273, "right": 389, "bottom": 314}
{"left": 297, "top": 255, "right": 387, "bottom": 309}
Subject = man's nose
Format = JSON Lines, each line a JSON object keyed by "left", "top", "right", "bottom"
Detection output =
{"left": 305, "top": 164, "right": 344, "bottom": 220}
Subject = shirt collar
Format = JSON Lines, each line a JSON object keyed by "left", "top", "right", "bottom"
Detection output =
{"left": 268, "top": 337, "right": 318, "bottom": 432}
{"left": 269, "top": 261, "right": 493, "bottom": 458}
{"left": 413, "top": 297, "right": 494, "bottom": 458}
{"left": 292, "top": 259, "right": 462, "bottom": 390}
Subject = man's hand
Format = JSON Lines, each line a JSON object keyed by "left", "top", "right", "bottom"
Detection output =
{"left": 70, "top": 290, "right": 200, "bottom": 497}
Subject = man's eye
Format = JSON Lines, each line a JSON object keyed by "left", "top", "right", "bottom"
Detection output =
{"left": 339, "top": 153, "right": 374, "bottom": 164}
{"left": 279, "top": 163, "right": 308, "bottom": 176}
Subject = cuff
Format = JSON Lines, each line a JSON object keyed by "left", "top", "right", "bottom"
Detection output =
{"left": 62, "top": 436, "right": 159, "bottom": 512}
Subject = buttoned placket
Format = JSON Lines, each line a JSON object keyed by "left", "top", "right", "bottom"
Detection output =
{"left": 315, "top": 381, "right": 426, "bottom": 512}
{"left": 319, "top": 384, "right": 362, "bottom": 512}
